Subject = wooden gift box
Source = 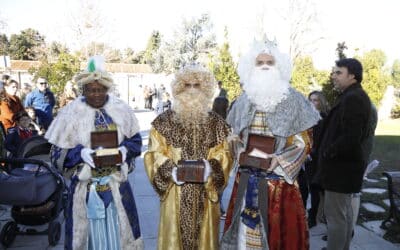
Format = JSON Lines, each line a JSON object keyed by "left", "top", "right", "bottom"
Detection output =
{"left": 239, "top": 134, "right": 275, "bottom": 170}
{"left": 177, "top": 160, "right": 205, "bottom": 183}
{"left": 91, "top": 130, "right": 122, "bottom": 167}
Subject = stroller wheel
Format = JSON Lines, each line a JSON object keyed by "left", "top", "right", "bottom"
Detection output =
{"left": 48, "top": 221, "right": 61, "bottom": 246}
{"left": 0, "top": 221, "right": 18, "bottom": 247}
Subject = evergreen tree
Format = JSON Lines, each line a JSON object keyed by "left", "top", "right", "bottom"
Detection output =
{"left": 391, "top": 59, "right": 400, "bottom": 88}
{"left": 209, "top": 28, "right": 241, "bottom": 102}
{"left": 321, "top": 41, "right": 349, "bottom": 105}
{"left": 143, "top": 30, "right": 161, "bottom": 64}
{"left": 291, "top": 56, "right": 330, "bottom": 96}
{"left": 8, "top": 28, "right": 45, "bottom": 60}
{"left": 357, "top": 49, "right": 390, "bottom": 106}
{"left": 0, "top": 34, "right": 9, "bottom": 55}
{"left": 320, "top": 71, "right": 338, "bottom": 106}
{"left": 291, "top": 56, "right": 315, "bottom": 95}
{"left": 29, "top": 53, "right": 80, "bottom": 96}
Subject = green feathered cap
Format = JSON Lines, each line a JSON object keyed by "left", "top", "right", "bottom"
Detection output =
{"left": 74, "top": 55, "right": 114, "bottom": 90}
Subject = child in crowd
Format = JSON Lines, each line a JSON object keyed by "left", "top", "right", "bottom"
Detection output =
{"left": 162, "top": 92, "right": 171, "bottom": 111}
{"left": 5, "top": 111, "right": 38, "bottom": 157}
{"left": 25, "top": 106, "right": 44, "bottom": 135}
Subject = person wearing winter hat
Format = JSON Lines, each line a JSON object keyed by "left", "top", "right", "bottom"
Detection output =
{"left": 45, "top": 56, "right": 144, "bottom": 250}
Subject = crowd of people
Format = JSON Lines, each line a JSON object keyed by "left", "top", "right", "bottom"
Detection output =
{"left": 0, "top": 36, "right": 376, "bottom": 250}
{"left": 140, "top": 83, "right": 171, "bottom": 113}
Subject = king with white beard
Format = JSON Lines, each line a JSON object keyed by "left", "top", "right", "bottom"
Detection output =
{"left": 244, "top": 60, "right": 290, "bottom": 113}
{"left": 221, "top": 39, "right": 320, "bottom": 250}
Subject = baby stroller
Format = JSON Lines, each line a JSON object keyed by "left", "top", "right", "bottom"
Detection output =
{"left": 0, "top": 135, "right": 67, "bottom": 247}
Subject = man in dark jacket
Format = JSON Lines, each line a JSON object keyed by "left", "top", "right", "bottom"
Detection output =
{"left": 316, "top": 58, "right": 371, "bottom": 250}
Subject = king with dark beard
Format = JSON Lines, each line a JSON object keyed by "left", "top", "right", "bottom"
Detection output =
{"left": 144, "top": 65, "right": 233, "bottom": 250}
{"left": 220, "top": 39, "right": 320, "bottom": 250}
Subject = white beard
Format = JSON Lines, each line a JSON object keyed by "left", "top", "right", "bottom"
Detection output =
{"left": 243, "top": 66, "right": 290, "bottom": 113}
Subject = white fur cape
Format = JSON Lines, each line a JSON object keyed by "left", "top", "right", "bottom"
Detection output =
{"left": 45, "top": 94, "right": 140, "bottom": 148}
{"left": 45, "top": 95, "right": 144, "bottom": 249}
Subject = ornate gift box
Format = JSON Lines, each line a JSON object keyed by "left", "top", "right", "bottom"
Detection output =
{"left": 91, "top": 130, "right": 122, "bottom": 167}
{"left": 239, "top": 134, "right": 275, "bottom": 170}
{"left": 177, "top": 160, "right": 205, "bottom": 183}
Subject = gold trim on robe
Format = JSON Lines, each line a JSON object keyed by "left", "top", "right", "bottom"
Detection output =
{"left": 144, "top": 112, "right": 233, "bottom": 250}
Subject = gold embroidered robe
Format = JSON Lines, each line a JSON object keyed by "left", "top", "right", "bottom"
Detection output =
{"left": 144, "top": 110, "right": 233, "bottom": 250}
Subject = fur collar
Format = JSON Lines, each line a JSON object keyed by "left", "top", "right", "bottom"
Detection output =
{"left": 229, "top": 88, "right": 320, "bottom": 137}
{"left": 45, "top": 95, "right": 140, "bottom": 148}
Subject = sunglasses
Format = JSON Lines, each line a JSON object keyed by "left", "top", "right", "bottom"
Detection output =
{"left": 39, "top": 82, "right": 48, "bottom": 85}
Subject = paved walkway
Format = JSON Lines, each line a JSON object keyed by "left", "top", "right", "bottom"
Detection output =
{"left": 0, "top": 110, "right": 398, "bottom": 250}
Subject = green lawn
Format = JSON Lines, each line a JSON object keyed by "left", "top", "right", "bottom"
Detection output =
{"left": 375, "top": 119, "right": 400, "bottom": 136}
{"left": 359, "top": 119, "right": 400, "bottom": 243}
{"left": 371, "top": 119, "right": 400, "bottom": 172}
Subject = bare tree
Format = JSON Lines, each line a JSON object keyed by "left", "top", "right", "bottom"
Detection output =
{"left": 66, "top": 0, "right": 110, "bottom": 59}
{"left": 279, "top": 0, "right": 324, "bottom": 61}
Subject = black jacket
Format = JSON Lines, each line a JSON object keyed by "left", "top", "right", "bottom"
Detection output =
{"left": 316, "top": 83, "right": 371, "bottom": 193}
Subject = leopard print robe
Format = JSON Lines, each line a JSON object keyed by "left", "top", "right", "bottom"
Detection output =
{"left": 146, "top": 110, "right": 232, "bottom": 250}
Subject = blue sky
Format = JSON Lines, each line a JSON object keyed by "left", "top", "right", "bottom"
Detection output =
{"left": 1, "top": 0, "right": 399, "bottom": 69}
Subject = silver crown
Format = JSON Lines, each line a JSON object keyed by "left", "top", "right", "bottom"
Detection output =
{"left": 180, "top": 62, "right": 207, "bottom": 73}
{"left": 260, "top": 34, "right": 278, "bottom": 54}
